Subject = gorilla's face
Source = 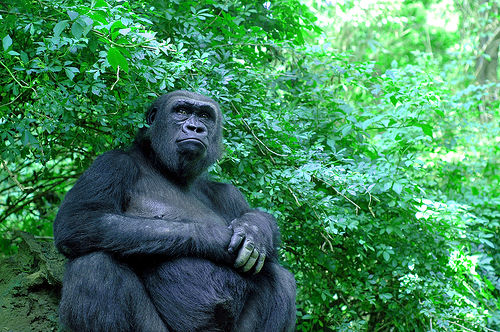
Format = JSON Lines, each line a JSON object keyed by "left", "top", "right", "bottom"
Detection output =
{"left": 146, "top": 91, "right": 222, "bottom": 181}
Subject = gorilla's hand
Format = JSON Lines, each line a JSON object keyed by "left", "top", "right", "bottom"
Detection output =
{"left": 228, "top": 212, "right": 273, "bottom": 274}
{"left": 190, "top": 222, "right": 234, "bottom": 264}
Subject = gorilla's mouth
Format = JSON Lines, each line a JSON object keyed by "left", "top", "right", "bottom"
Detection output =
{"left": 177, "top": 138, "right": 207, "bottom": 149}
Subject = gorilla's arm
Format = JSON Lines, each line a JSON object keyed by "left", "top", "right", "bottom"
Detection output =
{"left": 54, "top": 151, "right": 232, "bottom": 262}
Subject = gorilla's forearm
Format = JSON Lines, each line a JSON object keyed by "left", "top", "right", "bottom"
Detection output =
{"left": 54, "top": 212, "right": 232, "bottom": 262}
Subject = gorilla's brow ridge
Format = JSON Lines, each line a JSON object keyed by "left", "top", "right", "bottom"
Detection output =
{"left": 171, "top": 98, "right": 218, "bottom": 119}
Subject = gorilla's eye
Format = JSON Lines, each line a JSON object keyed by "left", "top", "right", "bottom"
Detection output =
{"left": 200, "top": 112, "right": 210, "bottom": 119}
{"left": 176, "top": 108, "right": 188, "bottom": 115}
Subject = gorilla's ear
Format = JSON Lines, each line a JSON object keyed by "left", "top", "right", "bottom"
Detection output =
{"left": 146, "top": 107, "right": 158, "bottom": 125}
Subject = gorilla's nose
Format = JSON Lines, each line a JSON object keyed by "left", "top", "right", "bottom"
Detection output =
{"left": 185, "top": 123, "right": 206, "bottom": 134}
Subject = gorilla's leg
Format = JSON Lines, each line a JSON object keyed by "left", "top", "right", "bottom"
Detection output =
{"left": 59, "top": 252, "right": 167, "bottom": 332}
{"left": 143, "top": 257, "right": 248, "bottom": 332}
{"left": 235, "top": 262, "right": 296, "bottom": 332}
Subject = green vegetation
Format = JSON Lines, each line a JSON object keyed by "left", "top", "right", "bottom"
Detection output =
{"left": 0, "top": 0, "right": 498, "bottom": 330}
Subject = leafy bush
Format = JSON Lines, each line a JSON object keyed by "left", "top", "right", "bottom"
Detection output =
{"left": 0, "top": 0, "right": 497, "bottom": 330}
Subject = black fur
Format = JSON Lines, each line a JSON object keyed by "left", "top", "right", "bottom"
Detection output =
{"left": 54, "top": 91, "right": 296, "bottom": 332}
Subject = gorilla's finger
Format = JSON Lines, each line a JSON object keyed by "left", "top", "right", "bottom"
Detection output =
{"left": 242, "top": 249, "right": 259, "bottom": 273}
{"left": 253, "top": 253, "right": 266, "bottom": 274}
{"left": 228, "top": 231, "right": 245, "bottom": 253}
{"left": 234, "top": 240, "right": 254, "bottom": 268}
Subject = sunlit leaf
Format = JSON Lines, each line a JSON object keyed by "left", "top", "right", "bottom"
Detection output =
{"left": 54, "top": 20, "right": 69, "bottom": 37}
{"left": 107, "top": 47, "right": 129, "bottom": 73}
{"left": 392, "top": 182, "right": 403, "bottom": 195}
{"left": 2, "top": 35, "right": 12, "bottom": 51}
{"left": 67, "top": 10, "right": 79, "bottom": 20}
{"left": 71, "top": 21, "right": 84, "bottom": 38}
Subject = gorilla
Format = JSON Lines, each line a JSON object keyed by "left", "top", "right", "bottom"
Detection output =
{"left": 53, "top": 91, "right": 296, "bottom": 332}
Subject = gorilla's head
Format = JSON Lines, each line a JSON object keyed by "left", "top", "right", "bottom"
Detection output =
{"left": 139, "top": 91, "right": 223, "bottom": 182}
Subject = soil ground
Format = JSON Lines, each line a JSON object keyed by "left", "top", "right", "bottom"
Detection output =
{"left": 0, "top": 232, "right": 64, "bottom": 332}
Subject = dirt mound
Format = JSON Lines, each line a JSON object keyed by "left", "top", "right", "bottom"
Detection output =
{"left": 0, "top": 232, "right": 64, "bottom": 331}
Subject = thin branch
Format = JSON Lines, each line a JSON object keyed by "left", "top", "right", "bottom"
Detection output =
{"left": 287, "top": 186, "right": 301, "bottom": 207}
{"left": 213, "top": 42, "right": 288, "bottom": 48}
{"left": 448, "top": 321, "right": 476, "bottom": 332}
{"left": 34, "top": 235, "right": 54, "bottom": 240}
{"left": 0, "top": 88, "right": 29, "bottom": 108}
{"left": 0, "top": 159, "right": 31, "bottom": 191}
{"left": 0, "top": 60, "right": 30, "bottom": 89}
{"left": 366, "top": 124, "right": 422, "bottom": 130}
{"left": 92, "top": 30, "right": 174, "bottom": 52}
{"left": 111, "top": 66, "right": 120, "bottom": 90}
{"left": 320, "top": 232, "right": 334, "bottom": 252}
{"left": 206, "top": 10, "right": 223, "bottom": 27}
{"left": 0, "top": 177, "right": 74, "bottom": 223}
{"left": 230, "top": 101, "right": 288, "bottom": 157}
{"left": 0, "top": 10, "right": 21, "bottom": 15}
{"left": 313, "top": 175, "right": 361, "bottom": 212}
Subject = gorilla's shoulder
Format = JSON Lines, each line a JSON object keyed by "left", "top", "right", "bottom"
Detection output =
{"left": 79, "top": 150, "right": 140, "bottom": 184}
{"left": 89, "top": 150, "right": 138, "bottom": 170}
{"left": 93, "top": 150, "right": 135, "bottom": 165}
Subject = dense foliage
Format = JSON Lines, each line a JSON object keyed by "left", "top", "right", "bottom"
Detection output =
{"left": 0, "top": 0, "right": 498, "bottom": 330}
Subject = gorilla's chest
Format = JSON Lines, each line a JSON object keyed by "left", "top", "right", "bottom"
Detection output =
{"left": 125, "top": 173, "right": 226, "bottom": 226}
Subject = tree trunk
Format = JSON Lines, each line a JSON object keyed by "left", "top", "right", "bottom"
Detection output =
{"left": 475, "top": 0, "right": 499, "bottom": 120}
{"left": 476, "top": 28, "right": 500, "bottom": 86}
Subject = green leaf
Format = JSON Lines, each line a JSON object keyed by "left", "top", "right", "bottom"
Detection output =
{"left": 67, "top": 10, "right": 79, "bottom": 20}
{"left": 118, "top": 28, "right": 131, "bottom": 36}
{"left": 110, "top": 20, "right": 127, "bottom": 32}
{"left": 341, "top": 124, "right": 352, "bottom": 137}
{"left": 471, "top": 186, "right": 479, "bottom": 195}
{"left": 107, "top": 47, "right": 129, "bottom": 73}
{"left": 93, "top": 0, "right": 108, "bottom": 8}
{"left": 326, "top": 138, "right": 336, "bottom": 151}
{"left": 54, "top": 20, "right": 69, "bottom": 37}
{"left": 480, "top": 238, "right": 495, "bottom": 248}
{"left": 382, "top": 252, "right": 390, "bottom": 261}
{"left": 81, "top": 18, "right": 94, "bottom": 37}
{"left": 71, "top": 21, "right": 84, "bottom": 39}
{"left": 64, "top": 67, "right": 76, "bottom": 80}
{"left": 2, "top": 35, "right": 12, "bottom": 51}
{"left": 88, "top": 11, "right": 108, "bottom": 25}
{"left": 20, "top": 51, "right": 28, "bottom": 63}
{"left": 22, "top": 129, "right": 37, "bottom": 146}
{"left": 418, "top": 123, "right": 433, "bottom": 137}
{"left": 392, "top": 182, "right": 403, "bottom": 195}
{"left": 390, "top": 95, "right": 398, "bottom": 106}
